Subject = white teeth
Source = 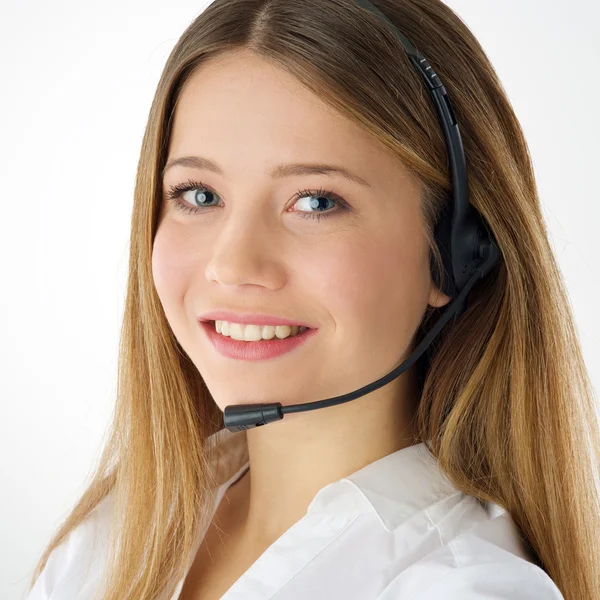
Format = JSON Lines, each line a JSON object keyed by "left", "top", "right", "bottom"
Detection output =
{"left": 215, "top": 320, "right": 308, "bottom": 341}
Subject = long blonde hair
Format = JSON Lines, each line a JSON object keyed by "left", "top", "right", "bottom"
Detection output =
{"left": 28, "top": 1, "right": 600, "bottom": 598}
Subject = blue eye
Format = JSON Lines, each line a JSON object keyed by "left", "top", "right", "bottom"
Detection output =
{"left": 164, "top": 179, "right": 350, "bottom": 222}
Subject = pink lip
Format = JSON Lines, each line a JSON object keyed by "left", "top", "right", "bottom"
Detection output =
{"left": 198, "top": 311, "right": 315, "bottom": 328}
{"left": 199, "top": 320, "right": 318, "bottom": 361}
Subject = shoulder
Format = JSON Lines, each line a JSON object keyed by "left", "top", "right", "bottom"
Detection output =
{"left": 26, "top": 494, "right": 114, "bottom": 600}
{"left": 405, "top": 560, "right": 564, "bottom": 599}
{"left": 382, "top": 497, "right": 565, "bottom": 599}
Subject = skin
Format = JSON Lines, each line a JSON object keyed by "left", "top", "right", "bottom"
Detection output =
{"left": 152, "top": 49, "right": 451, "bottom": 551}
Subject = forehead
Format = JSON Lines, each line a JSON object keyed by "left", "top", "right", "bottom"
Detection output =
{"left": 172, "top": 53, "right": 348, "bottom": 149}
{"left": 166, "top": 51, "right": 409, "bottom": 187}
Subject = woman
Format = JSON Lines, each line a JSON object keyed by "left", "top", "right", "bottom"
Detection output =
{"left": 26, "top": 0, "right": 599, "bottom": 599}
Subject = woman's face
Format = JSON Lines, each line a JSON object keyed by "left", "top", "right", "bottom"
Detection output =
{"left": 153, "top": 50, "right": 450, "bottom": 410}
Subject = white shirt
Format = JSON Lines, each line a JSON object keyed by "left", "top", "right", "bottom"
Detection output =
{"left": 27, "top": 427, "right": 565, "bottom": 599}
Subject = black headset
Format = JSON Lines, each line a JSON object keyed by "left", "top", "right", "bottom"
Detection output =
{"left": 222, "top": 0, "right": 502, "bottom": 432}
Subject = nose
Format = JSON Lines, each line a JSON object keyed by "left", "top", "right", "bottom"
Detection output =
{"left": 204, "top": 205, "right": 286, "bottom": 289}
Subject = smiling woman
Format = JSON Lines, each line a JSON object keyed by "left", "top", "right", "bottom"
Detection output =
{"left": 25, "top": 1, "right": 600, "bottom": 600}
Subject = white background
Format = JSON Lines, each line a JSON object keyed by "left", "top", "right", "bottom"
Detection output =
{"left": 1, "top": 1, "right": 598, "bottom": 598}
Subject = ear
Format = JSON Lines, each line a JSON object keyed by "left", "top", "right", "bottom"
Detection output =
{"left": 428, "top": 284, "right": 452, "bottom": 308}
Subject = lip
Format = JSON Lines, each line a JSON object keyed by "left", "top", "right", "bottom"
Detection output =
{"left": 198, "top": 311, "right": 315, "bottom": 328}
{"left": 199, "top": 320, "right": 318, "bottom": 361}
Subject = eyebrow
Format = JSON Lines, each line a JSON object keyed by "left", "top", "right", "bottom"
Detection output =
{"left": 162, "top": 155, "right": 372, "bottom": 188}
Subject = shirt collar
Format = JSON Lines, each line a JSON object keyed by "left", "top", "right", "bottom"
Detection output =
{"left": 206, "top": 426, "right": 463, "bottom": 533}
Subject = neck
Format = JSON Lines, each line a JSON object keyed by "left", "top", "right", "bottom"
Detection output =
{"left": 230, "top": 369, "right": 420, "bottom": 545}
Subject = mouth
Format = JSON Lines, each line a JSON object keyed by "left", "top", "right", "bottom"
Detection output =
{"left": 199, "top": 320, "right": 318, "bottom": 361}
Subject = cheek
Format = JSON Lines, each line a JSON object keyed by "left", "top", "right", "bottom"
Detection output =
{"left": 316, "top": 229, "right": 429, "bottom": 357}
{"left": 151, "top": 222, "right": 199, "bottom": 322}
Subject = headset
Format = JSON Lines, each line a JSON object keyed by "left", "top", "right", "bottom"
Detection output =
{"left": 223, "top": 0, "right": 502, "bottom": 432}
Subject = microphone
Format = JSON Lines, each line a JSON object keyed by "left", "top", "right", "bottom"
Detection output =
{"left": 223, "top": 257, "right": 485, "bottom": 432}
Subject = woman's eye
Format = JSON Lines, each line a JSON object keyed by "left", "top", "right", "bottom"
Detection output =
{"left": 291, "top": 192, "right": 339, "bottom": 219}
{"left": 165, "top": 179, "right": 350, "bottom": 222}
{"left": 180, "top": 187, "right": 219, "bottom": 209}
